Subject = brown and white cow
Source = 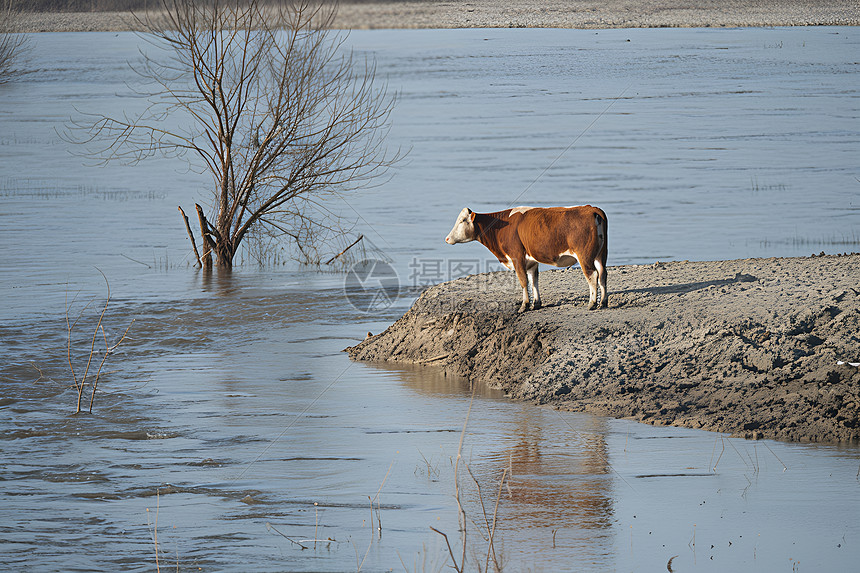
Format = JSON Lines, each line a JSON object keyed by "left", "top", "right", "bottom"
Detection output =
{"left": 445, "top": 205, "right": 608, "bottom": 312}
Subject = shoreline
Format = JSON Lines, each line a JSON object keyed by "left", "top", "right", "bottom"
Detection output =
{"left": 348, "top": 254, "right": 860, "bottom": 443}
{"left": 15, "top": 1, "right": 860, "bottom": 32}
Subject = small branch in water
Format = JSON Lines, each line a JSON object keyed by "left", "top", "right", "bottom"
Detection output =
{"left": 66, "top": 270, "right": 134, "bottom": 414}
{"left": 76, "top": 269, "right": 113, "bottom": 413}
{"left": 266, "top": 523, "right": 308, "bottom": 550}
{"left": 325, "top": 234, "right": 363, "bottom": 265}
{"left": 178, "top": 206, "right": 202, "bottom": 268}
{"left": 430, "top": 526, "right": 462, "bottom": 573}
{"left": 121, "top": 253, "right": 152, "bottom": 268}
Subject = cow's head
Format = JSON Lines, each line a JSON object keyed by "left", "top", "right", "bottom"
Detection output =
{"left": 445, "top": 207, "right": 477, "bottom": 244}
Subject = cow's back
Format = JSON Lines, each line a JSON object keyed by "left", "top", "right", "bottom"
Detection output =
{"left": 513, "top": 205, "right": 604, "bottom": 266}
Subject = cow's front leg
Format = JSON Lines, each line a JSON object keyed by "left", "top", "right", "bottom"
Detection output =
{"left": 514, "top": 261, "right": 530, "bottom": 313}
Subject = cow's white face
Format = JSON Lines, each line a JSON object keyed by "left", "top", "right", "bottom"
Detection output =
{"left": 445, "top": 207, "right": 476, "bottom": 244}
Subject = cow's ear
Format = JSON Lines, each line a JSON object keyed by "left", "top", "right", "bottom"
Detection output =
{"left": 466, "top": 208, "right": 472, "bottom": 214}
{"left": 469, "top": 211, "right": 476, "bottom": 222}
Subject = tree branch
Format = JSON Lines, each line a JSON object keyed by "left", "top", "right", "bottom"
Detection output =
{"left": 178, "top": 205, "right": 202, "bottom": 267}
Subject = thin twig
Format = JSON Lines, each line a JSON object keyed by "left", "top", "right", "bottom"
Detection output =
{"left": 152, "top": 489, "right": 160, "bottom": 573}
{"left": 359, "top": 459, "right": 394, "bottom": 570}
{"left": 89, "top": 318, "right": 134, "bottom": 413}
{"left": 761, "top": 440, "right": 788, "bottom": 472}
{"left": 266, "top": 523, "right": 308, "bottom": 550}
{"left": 65, "top": 285, "right": 90, "bottom": 394}
{"left": 29, "top": 361, "right": 49, "bottom": 384}
{"left": 121, "top": 253, "right": 152, "bottom": 268}
{"left": 712, "top": 436, "right": 726, "bottom": 472}
{"left": 77, "top": 269, "right": 112, "bottom": 413}
{"left": 372, "top": 460, "right": 394, "bottom": 537}
{"left": 430, "top": 527, "right": 461, "bottom": 573}
{"left": 463, "top": 462, "right": 491, "bottom": 543}
{"left": 314, "top": 502, "right": 319, "bottom": 550}
{"left": 454, "top": 388, "right": 475, "bottom": 569}
{"left": 325, "top": 234, "right": 363, "bottom": 264}
{"left": 486, "top": 468, "right": 507, "bottom": 573}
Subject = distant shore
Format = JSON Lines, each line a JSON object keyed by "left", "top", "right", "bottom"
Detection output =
{"left": 349, "top": 255, "right": 860, "bottom": 443}
{"left": 16, "top": 1, "right": 860, "bottom": 32}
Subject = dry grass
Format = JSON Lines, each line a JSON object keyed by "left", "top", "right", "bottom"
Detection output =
{"left": 429, "top": 387, "right": 509, "bottom": 573}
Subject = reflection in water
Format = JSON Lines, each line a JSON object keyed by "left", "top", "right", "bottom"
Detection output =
{"left": 388, "top": 363, "right": 617, "bottom": 568}
{"left": 371, "top": 360, "right": 504, "bottom": 399}
{"left": 198, "top": 265, "right": 228, "bottom": 295}
{"left": 470, "top": 407, "right": 615, "bottom": 568}
{"left": 501, "top": 411, "right": 613, "bottom": 530}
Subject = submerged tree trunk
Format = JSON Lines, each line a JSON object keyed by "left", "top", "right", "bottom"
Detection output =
{"left": 212, "top": 240, "right": 234, "bottom": 270}
{"left": 191, "top": 202, "right": 238, "bottom": 269}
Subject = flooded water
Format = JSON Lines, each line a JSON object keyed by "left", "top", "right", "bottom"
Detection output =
{"left": 1, "top": 27, "right": 859, "bottom": 571}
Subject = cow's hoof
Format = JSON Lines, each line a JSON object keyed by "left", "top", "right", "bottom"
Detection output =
{"left": 533, "top": 301, "right": 542, "bottom": 311}
{"left": 587, "top": 302, "right": 597, "bottom": 311}
{"left": 518, "top": 304, "right": 529, "bottom": 314}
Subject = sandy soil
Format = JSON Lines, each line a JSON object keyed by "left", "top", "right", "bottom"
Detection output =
{"left": 16, "top": 1, "right": 860, "bottom": 32}
{"left": 348, "top": 254, "right": 860, "bottom": 443}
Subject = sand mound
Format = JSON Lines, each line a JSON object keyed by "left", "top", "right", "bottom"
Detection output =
{"left": 349, "top": 254, "right": 860, "bottom": 443}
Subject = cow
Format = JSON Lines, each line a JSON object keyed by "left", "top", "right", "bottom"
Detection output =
{"left": 445, "top": 205, "right": 608, "bottom": 312}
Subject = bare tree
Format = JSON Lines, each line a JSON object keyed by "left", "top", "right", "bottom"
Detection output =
{"left": 0, "top": 0, "right": 29, "bottom": 84}
{"left": 72, "top": 0, "right": 398, "bottom": 268}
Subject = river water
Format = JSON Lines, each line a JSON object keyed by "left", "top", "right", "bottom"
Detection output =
{"left": 1, "top": 27, "right": 859, "bottom": 572}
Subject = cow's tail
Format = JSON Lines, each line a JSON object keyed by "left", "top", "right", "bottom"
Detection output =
{"left": 594, "top": 211, "right": 607, "bottom": 267}
{"left": 594, "top": 210, "right": 608, "bottom": 307}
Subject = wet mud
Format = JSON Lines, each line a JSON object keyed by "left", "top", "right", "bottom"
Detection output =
{"left": 349, "top": 254, "right": 860, "bottom": 443}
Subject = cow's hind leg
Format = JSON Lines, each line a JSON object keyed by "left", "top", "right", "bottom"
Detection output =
{"left": 526, "top": 262, "right": 541, "bottom": 310}
{"left": 595, "top": 258, "right": 608, "bottom": 309}
{"left": 582, "top": 263, "right": 599, "bottom": 310}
